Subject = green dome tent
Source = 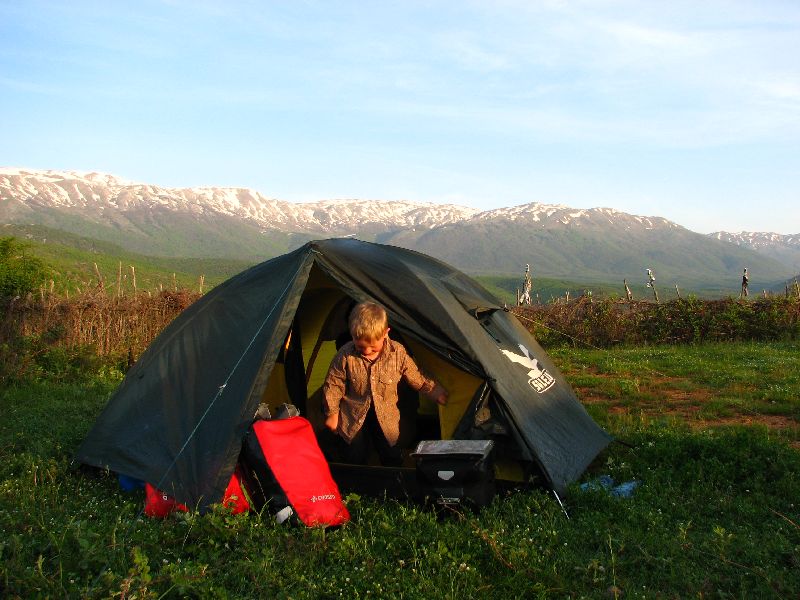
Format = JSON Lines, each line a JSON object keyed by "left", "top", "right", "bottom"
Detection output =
{"left": 76, "top": 239, "right": 611, "bottom": 510}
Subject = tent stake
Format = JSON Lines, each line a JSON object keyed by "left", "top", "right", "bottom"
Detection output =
{"left": 552, "top": 489, "right": 570, "bottom": 519}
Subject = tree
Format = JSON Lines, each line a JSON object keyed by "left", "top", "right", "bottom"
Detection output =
{"left": 0, "top": 237, "right": 47, "bottom": 298}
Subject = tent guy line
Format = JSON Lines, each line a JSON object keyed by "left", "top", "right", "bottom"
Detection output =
{"left": 151, "top": 259, "right": 309, "bottom": 494}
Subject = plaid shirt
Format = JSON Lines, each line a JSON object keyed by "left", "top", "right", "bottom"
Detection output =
{"left": 323, "top": 338, "right": 441, "bottom": 446}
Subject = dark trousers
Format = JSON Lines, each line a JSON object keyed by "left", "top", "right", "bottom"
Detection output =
{"left": 343, "top": 403, "right": 402, "bottom": 467}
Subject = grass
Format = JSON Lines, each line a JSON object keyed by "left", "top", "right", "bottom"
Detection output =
{"left": 1, "top": 343, "right": 799, "bottom": 598}
{"left": 550, "top": 341, "right": 800, "bottom": 446}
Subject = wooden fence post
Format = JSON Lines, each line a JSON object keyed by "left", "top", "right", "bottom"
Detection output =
{"left": 624, "top": 279, "right": 633, "bottom": 301}
{"left": 740, "top": 268, "right": 749, "bottom": 299}
{"left": 646, "top": 269, "right": 658, "bottom": 303}
{"left": 93, "top": 263, "right": 105, "bottom": 291}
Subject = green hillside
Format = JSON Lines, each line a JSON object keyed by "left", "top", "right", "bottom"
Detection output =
{"left": 5, "top": 206, "right": 308, "bottom": 260}
{"left": 385, "top": 219, "right": 793, "bottom": 293}
{"left": 2, "top": 224, "right": 254, "bottom": 294}
{"left": 4, "top": 224, "right": 785, "bottom": 301}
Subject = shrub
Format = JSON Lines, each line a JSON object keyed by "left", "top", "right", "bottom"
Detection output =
{"left": 0, "top": 237, "right": 47, "bottom": 298}
{"left": 515, "top": 296, "right": 800, "bottom": 347}
{"left": 0, "top": 288, "right": 199, "bottom": 386}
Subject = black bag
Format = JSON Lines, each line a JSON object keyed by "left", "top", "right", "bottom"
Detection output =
{"left": 411, "top": 440, "right": 496, "bottom": 508}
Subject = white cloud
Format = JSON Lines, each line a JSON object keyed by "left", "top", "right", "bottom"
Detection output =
{"left": 754, "top": 78, "right": 800, "bottom": 102}
{"left": 434, "top": 32, "right": 511, "bottom": 72}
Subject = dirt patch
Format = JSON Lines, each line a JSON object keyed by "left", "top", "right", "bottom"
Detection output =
{"left": 576, "top": 380, "right": 798, "bottom": 440}
{"left": 661, "top": 387, "right": 714, "bottom": 404}
{"left": 694, "top": 414, "right": 799, "bottom": 430}
{"left": 575, "top": 391, "right": 611, "bottom": 405}
{"left": 695, "top": 416, "right": 800, "bottom": 451}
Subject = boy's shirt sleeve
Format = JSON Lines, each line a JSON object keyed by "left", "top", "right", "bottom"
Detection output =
{"left": 323, "top": 350, "right": 348, "bottom": 416}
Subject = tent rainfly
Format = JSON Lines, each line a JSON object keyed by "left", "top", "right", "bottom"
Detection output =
{"left": 76, "top": 239, "right": 611, "bottom": 510}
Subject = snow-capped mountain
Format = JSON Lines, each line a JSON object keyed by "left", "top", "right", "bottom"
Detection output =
{"left": 0, "top": 167, "right": 794, "bottom": 285}
{"left": 0, "top": 168, "right": 685, "bottom": 235}
{"left": 0, "top": 168, "right": 478, "bottom": 234}
{"left": 471, "top": 203, "right": 680, "bottom": 231}
{"left": 709, "top": 231, "right": 800, "bottom": 272}
{"left": 710, "top": 231, "right": 800, "bottom": 249}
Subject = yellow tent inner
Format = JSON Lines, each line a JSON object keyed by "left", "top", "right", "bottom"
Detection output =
{"left": 256, "top": 266, "right": 523, "bottom": 479}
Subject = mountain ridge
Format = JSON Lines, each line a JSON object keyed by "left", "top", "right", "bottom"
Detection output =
{"left": 1, "top": 167, "right": 795, "bottom": 289}
{"left": 0, "top": 167, "right": 691, "bottom": 235}
{"left": 709, "top": 231, "right": 800, "bottom": 275}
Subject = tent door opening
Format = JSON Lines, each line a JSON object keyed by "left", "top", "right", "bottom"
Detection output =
{"left": 251, "top": 264, "right": 495, "bottom": 469}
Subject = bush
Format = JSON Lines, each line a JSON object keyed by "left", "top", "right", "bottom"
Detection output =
{"left": 0, "top": 288, "right": 199, "bottom": 386}
{"left": 515, "top": 296, "right": 800, "bottom": 347}
{"left": 0, "top": 237, "right": 47, "bottom": 298}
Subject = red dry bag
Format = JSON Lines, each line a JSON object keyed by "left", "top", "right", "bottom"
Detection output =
{"left": 243, "top": 416, "right": 349, "bottom": 527}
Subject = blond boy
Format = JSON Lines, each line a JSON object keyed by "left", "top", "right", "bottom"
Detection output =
{"left": 323, "top": 302, "right": 447, "bottom": 466}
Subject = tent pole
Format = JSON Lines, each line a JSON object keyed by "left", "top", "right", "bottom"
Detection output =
{"left": 552, "top": 489, "right": 570, "bottom": 520}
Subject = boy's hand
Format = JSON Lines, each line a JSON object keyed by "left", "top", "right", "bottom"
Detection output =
{"left": 325, "top": 412, "right": 339, "bottom": 434}
{"left": 433, "top": 385, "right": 448, "bottom": 406}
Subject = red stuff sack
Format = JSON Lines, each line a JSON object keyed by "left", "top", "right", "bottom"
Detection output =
{"left": 244, "top": 417, "right": 349, "bottom": 527}
{"left": 221, "top": 466, "right": 250, "bottom": 514}
{"left": 145, "top": 468, "right": 250, "bottom": 517}
{"left": 144, "top": 483, "right": 188, "bottom": 518}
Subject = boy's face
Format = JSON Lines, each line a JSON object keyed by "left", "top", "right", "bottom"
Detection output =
{"left": 353, "top": 328, "right": 389, "bottom": 360}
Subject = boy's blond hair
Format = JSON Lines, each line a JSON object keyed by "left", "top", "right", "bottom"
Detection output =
{"left": 349, "top": 302, "right": 388, "bottom": 341}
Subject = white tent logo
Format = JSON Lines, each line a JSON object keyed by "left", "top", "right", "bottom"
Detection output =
{"left": 500, "top": 344, "right": 556, "bottom": 393}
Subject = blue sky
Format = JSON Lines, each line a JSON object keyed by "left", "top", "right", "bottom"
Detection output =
{"left": 2, "top": 1, "right": 799, "bottom": 234}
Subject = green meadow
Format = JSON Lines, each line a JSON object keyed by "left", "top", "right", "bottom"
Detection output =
{"left": 1, "top": 341, "right": 798, "bottom": 599}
